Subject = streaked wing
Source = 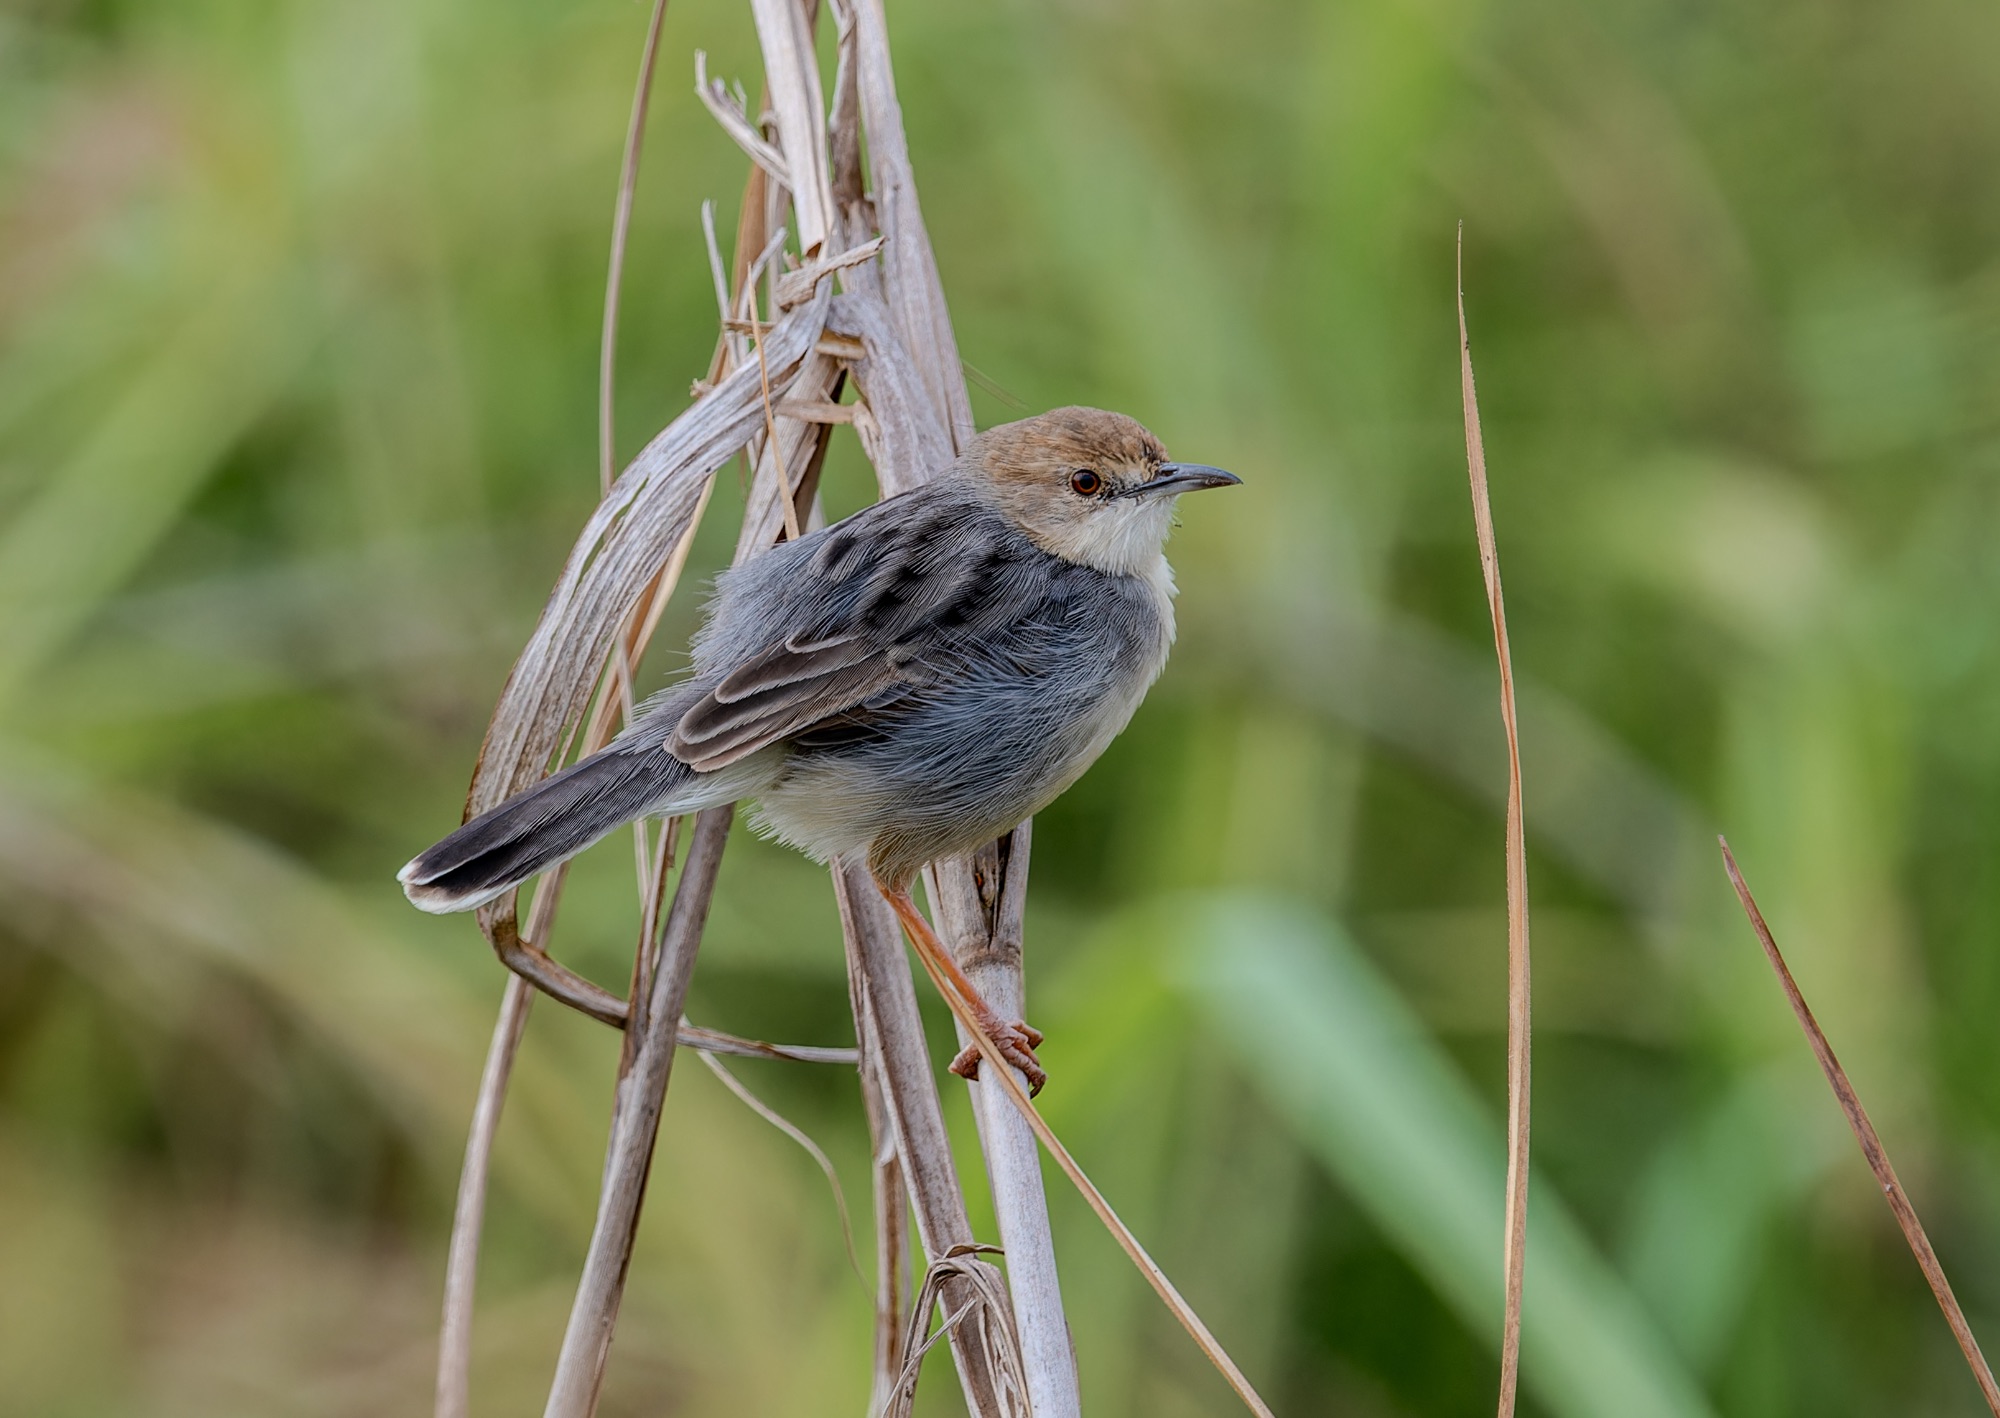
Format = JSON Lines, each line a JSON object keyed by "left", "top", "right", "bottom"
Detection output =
{"left": 668, "top": 496, "right": 1057, "bottom": 772}
{"left": 671, "top": 638, "right": 900, "bottom": 771}
{"left": 783, "top": 679, "right": 929, "bottom": 750}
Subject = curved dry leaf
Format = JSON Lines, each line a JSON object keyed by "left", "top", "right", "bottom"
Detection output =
{"left": 695, "top": 51, "right": 792, "bottom": 190}
{"left": 466, "top": 285, "right": 831, "bottom": 822}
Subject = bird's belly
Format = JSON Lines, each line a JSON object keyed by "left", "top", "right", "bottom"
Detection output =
{"left": 750, "top": 625, "right": 1167, "bottom": 876}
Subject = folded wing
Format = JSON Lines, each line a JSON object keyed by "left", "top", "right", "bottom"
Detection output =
{"left": 669, "top": 498, "right": 1061, "bottom": 772}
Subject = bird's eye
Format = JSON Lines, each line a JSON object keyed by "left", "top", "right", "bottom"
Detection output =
{"left": 1069, "top": 468, "right": 1103, "bottom": 496}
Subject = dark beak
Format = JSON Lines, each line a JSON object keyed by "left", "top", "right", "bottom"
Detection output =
{"left": 1134, "top": 462, "right": 1242, "bottom": 498}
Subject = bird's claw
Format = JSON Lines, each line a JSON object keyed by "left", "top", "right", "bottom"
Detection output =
{"left": 950, "top": 1018, "right": 1047, "bottom": 1096}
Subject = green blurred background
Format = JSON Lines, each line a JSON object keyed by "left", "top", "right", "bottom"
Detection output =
{"left": 4, "top": 0, "right": 2000, "bottom": 1413}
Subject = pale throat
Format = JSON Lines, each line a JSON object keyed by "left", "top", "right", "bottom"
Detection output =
{"left": 1022, "top": 496, "right": 1182, "bottom": 580}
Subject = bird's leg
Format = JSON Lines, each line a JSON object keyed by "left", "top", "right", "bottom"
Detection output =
{"left": 948, "top": 1021, "right": 1044, "bottom": 1094}
{"left": 874, "top": 877, "right": 1048, "bottom": 1096}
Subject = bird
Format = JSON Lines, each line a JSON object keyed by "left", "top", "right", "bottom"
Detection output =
{"left": 399, "top": 406, "right": 1238, "bottom": 1092}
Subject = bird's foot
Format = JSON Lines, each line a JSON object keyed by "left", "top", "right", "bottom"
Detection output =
{"left": 950, "top": 1017, "right": 1046, "bottom": 1096}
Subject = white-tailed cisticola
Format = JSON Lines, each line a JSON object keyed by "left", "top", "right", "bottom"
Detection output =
{"left": 399, "top": 406, "right": 1239, "bottom": 1091}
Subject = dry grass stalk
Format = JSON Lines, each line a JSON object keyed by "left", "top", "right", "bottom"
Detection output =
{"left": 749, "top": 0, "right": 831, "bottom": 248}
{"left": 842, "top": 0, "right": 975, "bottom": 450}
{"left": 624, "top": 814, "right": 679, "bottom": 1072}
{"left": 437, "top": 0, "right": 689, "bottom": 1398}
{"left": 925, "top": 827, "right": 1082, "bottom": 1417}
{"left": 544, "top": 805, "right": 733, "bottom": 1417}
{"left": 540, "top": 9, "right": 856, "bottom": 1403}
{"left": 835, "top": 858, "right": 1026, "bottom": 1418}
{"left": 843, "top": 902, "right": 911, "bottom": 1417}
{"left": 1458, "top": 227, "right": 1533, "bottom": 1418}
{"left": 695, "top": 1048, "right": 864, "bottom": 1283}
{"left": 439, "top": 856, "right": 596, "bottom": 1413}
{"left": 435, "top": 973, "right": 533, "bottom": 1418}
{"left": 601, "top": 0, "right": 673, "bottom": 498}
{"left": 677, "top": 1022, "right": 856, "bottom": 1065}
{"left": 439, "top": 19, "right": 820, "bottom": 1417}
{"left": 824, "top": 8, "right": 1080, "bottom": 1404}
{"left": 882, "top": 1247, "right": 1027, "bottom": 1418}
{"left": 1719, "top": 839, "right": 2000, "bottom": 1417}
{"left": 864, "top": 1088, "right": 909, "bottom": 1414}
{"left": 904, "top": 930, "right": 1279, "bottom": 1418}
{"left": 695, "top": 52, "right": 789, "bottom": 186}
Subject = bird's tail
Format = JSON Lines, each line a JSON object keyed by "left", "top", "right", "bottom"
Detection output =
{"left": 399, "top": 748, "right": 689, "bottom": 914}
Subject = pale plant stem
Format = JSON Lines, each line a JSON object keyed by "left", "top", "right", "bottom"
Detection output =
{"left": 435, "top": 861, "right": 575, "bottom": 1417}
{"left": 897, "top": 919, "right": 1278, "bottom": 1418}
{"left": 843, "top": 853, "right": 912, "bottom": 1415}
{"left": 845, "top": 0, "right": 975, "bottom": 450}
{"left": 623, "top": 813, "right": 677, "bottom": 1072}
{"left": 834, "top": 857, "right": 1023, "bottom": 1418}
{"left": 675, "top": 1023, "right": 855, "bottom": 1065}
{"left": 927, "top": 830, "right": 1081, "bottom": 1418}
{"left": 543, "top": 806, "right": 732, "bottom": 1418}
{"left": 598, "top": 0, "right": 671, "bottom": 919}
{"left": 435, "top": 973, "right": 534, "bottom": 1418}
{"left": 827, "top": 10, "right": 1080, "bottom": 1406}
{"left": 600, "top": 0, "right": 672, "bottom": 499}
{"left": 1459, "top": 226, "right": 1532, "bottom": 1418}
{"left": 748, "top": 313, "right": 801, "bottom": 543}
{"left": 862, "top": 1049, "right": 909, "bottom": 1414}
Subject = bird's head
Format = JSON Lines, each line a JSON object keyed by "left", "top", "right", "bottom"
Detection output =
{"left": 962, "top": 406, "right": 1239, "bottom": 576}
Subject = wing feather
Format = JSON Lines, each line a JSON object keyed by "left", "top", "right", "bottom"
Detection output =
{"left": 665, "top": 494, "right": 1063, "bottom": 772}
{"left": 708, "top": 634, "right": 876, "bottom": 704}
{"left": 673, "top": 659, "right": 902, "bottom": 771}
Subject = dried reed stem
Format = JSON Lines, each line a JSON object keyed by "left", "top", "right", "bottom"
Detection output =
{"left": 845, "top": 0, "right": 974, "bottom": 450}
{"left": 436, "top": 12, "right": 698, "bottom": 1374}
{"left": 749, "top": 0, "right": 831, "bottom": 253}
{"left": 835, "top": 857, "right": 1025, "bottom": 1418}
{"left": 829, "top": 8, "right": 1077, "bottom": 1401}
{"left": 436, "top": 973, "right": 534, "bottom": 1418}
{"left": 600, "top": 0, "right": 672, "bottom": 497}
{"left": 676, "top": 1022, "right": 856, "bottom": 1065}
{"left": 846, "top": 920, "right": 911, "bottom": 1415}
{"left": 926, "top": 829, "right": 1082, "bottom": 1418}
{"left": 1719, "top": 839, "right": 2000, "bottom": 1416}
{"left": 543, "top": 805, "right": 733, "bottom": 1418}
{"left": 899, "top": 922, "right": 1277, "bottom": 1418}
{"left": 595, "top": 0, "right": 672, "bottom": 843}
{"left": 1458, "top": 226, "right": 1532, "bottom": 1418}
{"left": 437, "top": 846, "right": 597, "bottom": 1412}
{"left": 883, "top": 1249, "right": 1022, "bottom": 1418}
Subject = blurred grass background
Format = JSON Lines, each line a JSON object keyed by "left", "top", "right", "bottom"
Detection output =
{"left": 3, "top": 0, "right": 2000, "bottom": 1413}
